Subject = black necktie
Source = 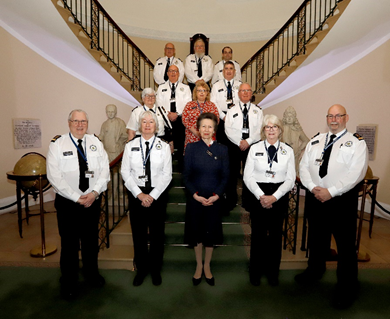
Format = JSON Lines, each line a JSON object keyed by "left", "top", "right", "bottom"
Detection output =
{"left": 170, "top": 83, "right": 177, "bottom": 112}
{"left": 164, "top": 58, "right": 170, "bottom": 82}
{"left": 319, "top": 134, "right": 336, "bottom": 178}
{"left": 267, "top": 145, "right": 278, "bottom": 163}
{"left": 242, "top": 104, "right": 249, "bottom": 139}
{"left": 77, "top": 139, "right": 89, "bottom": 192}
{"left": 197, "top": 58, "right": 202, "bottom": 78}
{"left": 227, "top": 81, "right": 232, "bottom": 100}
{"left": 145, "top": 141, "right": 152, "bottom": 189}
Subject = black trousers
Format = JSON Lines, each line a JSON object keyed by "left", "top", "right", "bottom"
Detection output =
{"left": 128, "top": 188, "right": 167, "bottom": 274}
{"left": 226, "top": 139, "right": 250, "bottom": 209}
{"left": 306, "top": 186, "right": 359, "bottom": 287}
{"left": 55, "top": 194, "right": 101, "bottom": 283}
{"left": 171, "top": 116, "right": 185, "bottom": 172}
{"left": 249, "top": 182, "right": 288, "bottom": 278}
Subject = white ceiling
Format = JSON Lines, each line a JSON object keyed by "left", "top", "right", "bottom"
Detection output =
{"left": 98, "top": 0, "right": 303, "bottom": 43}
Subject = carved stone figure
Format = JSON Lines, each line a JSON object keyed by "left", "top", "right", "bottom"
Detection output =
{"left": 282, "top": 106, "right": 310, "bottom": 175}
{"left": 99, "top": 104, "right": 128, "bottom": 162}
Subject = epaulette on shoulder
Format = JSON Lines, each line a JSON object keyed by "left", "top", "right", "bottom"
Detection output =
{"left": 353, "top": 133, "right": 364, "bottom": 141}
{"left": 132, "top": 106, "right": 139, "bottom": 112}
{"left": 284, "top": 142, "right": 292, "bottom": 148}
{"left": 159, "top": 138, "right": 169, "bottom": 144}
{"left": 252, "top": 140, "right": 262, "bottom": 146}
{"left": 311, "top": 132, "right": 320, "bottom": 139}
{"left": 127, "top": 136, "right": 138, "bottom": 143}
{"left": 177, "top": 57, "right": 183, "bottom": 62}
{"left": 208, "top": 54, "right": 212, "bottom": 59}
{"left": 254, "top": 104, "right": 262, "bottom": 110}
{"left": 94, "top": 134, "right": 102, "bottom": 142}
{"left": 186, "top": 53, "right": 192, "bottom": 57}
{"left": 51, "top": 135, "right": 61, "bottom": 143}
{"left": 215, "top": 60, "right": 220, "bottom": 65}
{"left": 155, "top": 57, "right": 162, "bottom": 61}
{"left": 234, "top": 60, "right": 239, "bottom": 64}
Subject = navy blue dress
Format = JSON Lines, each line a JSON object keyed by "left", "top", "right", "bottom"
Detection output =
{"left": 183, "top": 140, "right": 229, "bottom": 247}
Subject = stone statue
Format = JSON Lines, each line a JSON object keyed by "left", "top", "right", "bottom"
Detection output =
{"left": 282, "top": 106, "right": 310, "bottom": 175}
{"left": 99, "top": 104, "right": 128, "bottom": 162}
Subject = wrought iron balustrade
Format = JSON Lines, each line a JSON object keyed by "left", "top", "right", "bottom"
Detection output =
{"left": 98, "top": 152, "right": 129, "bottom": 249}
{"left": 59, "top": 0, "right": 155, "bottom": 91}
{"left": 241, "top": 0, "right": 347, "bottom": 96}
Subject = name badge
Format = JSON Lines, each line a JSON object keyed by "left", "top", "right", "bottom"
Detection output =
{"left": 85, "top": 171, "right": 94, "bottom": 178}
{"left": 233, "top": 113, "right": 238, "bottom": 118}
{"left": 139, "top": 175, "right": 149, "bottom": 182}
{"left": 255, "top": 152, "right": 263, "bottom": 156}
{"left": 131, "top": 147, "right": 140, "bottom": 151}
{"left": 218, "top": 89, "right": 223, "bottom": 92}
{"left": 226, "top": 99, "right": 232, "bottom": 104}
{"left": 311, "top": 140, "right": 319, "bottom": 145}
{"left": 158, "top": 62, "right": 163, "bottom": 65}
{"left": 315, "top": 159, "right": 323, "bottom": 166}
{"left": 265, "top": 170, "right": 276, "bottom": 178}
{"left": 63, "top": 151, "right": 73, "bottom": 156}
{"left": 242, "top": 128, "right": 249, "bottom": 134}
{"left": 170, "top": 98, "right": 176, "bottom": 103}
{"left": 162, "top": 89, "right": 167, "bottom": 92}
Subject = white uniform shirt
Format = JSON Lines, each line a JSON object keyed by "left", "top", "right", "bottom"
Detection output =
{"left": 299, "top": 129, "right": 368, "bottom": 197}
{"left": 225, "top": 102, "right": 263, "bottom": 146}
{"left": 210, "top": 79, "right": 241, "bottom": 120}
{"left": 153, "top": 56, "right": 184, "bottom": 85}
{"left": 184, "top": 54, "right": 213, "bottom": 84}
{"left": 121, "top": 136, "right": 172, "bottom": 199}
{"left": 126, "top": 105, "right": 165, "bottom": 137}
{"left": 244, "top": 140, "right": 296, "bottom": 200}
{"left": 156, "top": 81, "right": 192, "bottom": 116}
{"left": 211, "top": 60, "right": 242, "bottom": 85}
{"left": 46, "top": 133, "right": 110, "bottom": 203}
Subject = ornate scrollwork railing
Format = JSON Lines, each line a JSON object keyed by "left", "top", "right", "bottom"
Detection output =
{"left": 241, "top": 0, "right": 348, "bottom": 96}
{"left": 59, "top": 0, "right": 155, "bottom": 91}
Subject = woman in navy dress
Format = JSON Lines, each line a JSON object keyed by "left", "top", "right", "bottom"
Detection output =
{"left": 183, "top": 112, "right": 229, "bottom": 286}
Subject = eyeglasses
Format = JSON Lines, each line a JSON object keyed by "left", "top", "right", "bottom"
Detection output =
{"left": 168, "top": 70, "right": 178, "bottom": 73}
{"left": 197, "top": 89, "right": 208, "bottom": 93}
{"left": 326, "top": 114, "right": 346, "bottom": 119}
{"left": 264, "top": 125, "right": 278, "bottom": 131}
{"left": 145, "top": 95, "right": 156, "bottom": 99}
{"left": 239, "top": 89, "right": 252, "bottom": 93}
{"left": 70, "top": 120, "right": 88, "bottom": 126}
{"left": 165, "top": 47, "right": 174, "bottom": 50}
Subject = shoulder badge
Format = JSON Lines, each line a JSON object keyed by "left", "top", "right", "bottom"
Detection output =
{"left": 353, "top": 133, "right": 364, "bottom": 141}
{"left": 311, "top": 132, "right": 320, "bottom": 139}
{"left": 51, "top": 135, "right": 61, "bottom": 143}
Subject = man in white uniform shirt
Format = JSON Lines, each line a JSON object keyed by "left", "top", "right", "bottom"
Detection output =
{"left": 210, "top": 61, "right": 241, "bottom": 145}
{"left": 211, "top": 46, "right": 241, "bottom": 85}
{"left": 224, "top": 83, "right": 263, "bottom": 211}
{"left": 156, "top": 64, "right": 191, "bottom": 170}
{"left": 153, "top": 43, "right": 184, "bottom": 85}
{"left": 184, "top": 38, "right": 213, "bottom": 92}
{"left": 47, "top": 109, "right": 110, "bottom": 300}
{"left": 296, "top": 104, "right": 368, "bottom": 309}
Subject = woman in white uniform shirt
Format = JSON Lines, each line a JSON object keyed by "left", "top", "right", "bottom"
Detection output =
{"left": 243, "top": 114, "right": 295, "bottom": 286}
{"left": 121, "top": 110, "right": 172, "bottom": 286}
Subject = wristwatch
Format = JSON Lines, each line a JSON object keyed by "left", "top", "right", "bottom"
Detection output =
{"left": 91, "top": 190, "right": 99, "bottom": 200}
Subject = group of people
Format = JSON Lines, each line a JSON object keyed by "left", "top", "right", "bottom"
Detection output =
{"left": 46, "top": 40, "right": 368, "bottom": 310}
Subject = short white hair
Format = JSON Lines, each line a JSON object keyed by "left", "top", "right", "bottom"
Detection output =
{"left": 138, "top": 110, "right": 159, "bottom": 134}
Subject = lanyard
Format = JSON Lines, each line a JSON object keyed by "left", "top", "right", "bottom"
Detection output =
{"left": 239, "top": 102, "right": 250, "bottom": 121}
{"left": 264, "top": 140, "right": 280, "bottom": 170}
{"left": 143, "top": 105, "right": 155, "bottom": 113}
{"left": 321, "top": 130, "right": 347, "bottom": 158}
{"left": 140, "top": 136, "right": 156, "bottom": 171}
{"left": 197, "top": 101, "right": 205, "bottom": 114}
{"left": 69, "top": 133, "right": 88, "bottom": 166}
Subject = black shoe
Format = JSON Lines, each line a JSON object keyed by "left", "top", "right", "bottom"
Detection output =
{"left": 205, "top": 276, "right": 215, "bottom": 286}
{"left": 249, "top": 273, "right": 260, "bottom": 286}
{"left": 133, "top": 272, "right": 147, "bottom": 286}
{"left": 267, "top": 276, "right": 279, "bottom": 287}
{"left": 332, "top": 283, "right": 358, "bottom": 309}
{"left": 294, "top": 269, "right": 322, "bottom": 285}
{"left": 151, "top": 273, "right": 162, "bottom": 286}
{"left": 192, "top": 276, "right": 202, "bottom": 286}
{"left": 86, "top": 274, "right": 106, "bottom": 288}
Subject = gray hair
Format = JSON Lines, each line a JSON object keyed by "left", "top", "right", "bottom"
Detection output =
{"left": 68, "top": 109, "right": 89, "bottom": 122}
{"left": 141, "top": 88, "right": 156, "bottom": 100}
{"left": 261, "top": 114, "right": 284, "bottom": 141}
{"left": 138, "top": 110, "right": 159, "bottom": 134}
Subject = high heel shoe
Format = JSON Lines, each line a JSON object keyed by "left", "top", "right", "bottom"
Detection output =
{"left": 205, "top": 276, "right": 215, "bottom": 286}
{"left": 192, "top": 276, "right": 202, "bottom": 286}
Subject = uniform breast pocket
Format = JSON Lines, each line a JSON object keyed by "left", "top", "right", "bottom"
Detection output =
{"left": 336, "top": 147, "right": 354, "bottom": 164}
{"left": 61, "top": 155, "right": 78, "bottom": 172}
{"left": 150, "top": 152, "right": 164, "bottom": 168}
{"left": 87, "top": 152, "right": 102, "bottom": 170}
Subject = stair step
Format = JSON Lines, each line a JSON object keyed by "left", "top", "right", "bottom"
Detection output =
{"left": 324, "top": 14, "right": 339, "bottom": 30}
{"left": 98, "top": 244, "right": 133, "bottom": 270}
{"left": 167, "top": 187, "right": 186, "bottom": 203}
{"left": 164, "top": 223, "right": 249, "bottom": 246}
{"left": 66, "top": 20, "right": 83, "bottom": 36}
{"left": 88, "top": 48, "right": 107, "bottom": 62}
{"left": 77, "top": 35, "right": 91, "bottom": 49}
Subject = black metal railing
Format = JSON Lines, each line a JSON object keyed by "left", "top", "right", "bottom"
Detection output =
{"left": 60, "top": 0, "right": 155, "bottom": 91}
{"left": 241, "top": 0, "right": 346, "bottom": 94}
{"left": 98, "top": 152, "right": 129, "bottom": 249}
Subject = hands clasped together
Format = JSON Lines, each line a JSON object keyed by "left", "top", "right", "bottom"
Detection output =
{"left": 138, "top": 193, "right": 155, "bottom": 207}
{"left": 259, "top": 195, "right": 277, "bottom": 209}
{"left": 78, "top": 192, "right": 96, "bottom": 208}
{"left": 193, "top": 193, "right": 219, "bottom": 206}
